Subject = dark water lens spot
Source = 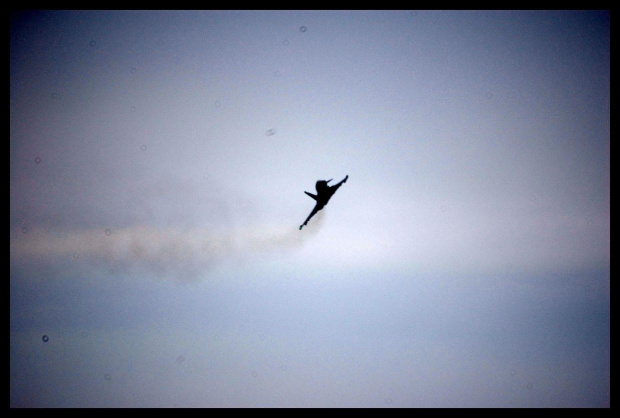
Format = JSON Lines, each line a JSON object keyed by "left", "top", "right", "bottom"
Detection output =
{"left": 175, "top": 355, "right": 185, "bottom": 364}
{"left": 140, "top": 144, "right": 147, "bottom": 151}
{"left": 34, "top": 157, "right": 41, "bottom": 164}
{"left": 89, "top": 40, "right": 96, "bottom": 47}
{"left": 21, "top": 227, "right": 28, "bottom": 234}
{"left": 299, "top": 26, "right": 307, "bottom": 33}
{"left": 265, "top": 128, "right": 276, "bottom": 136}
{"left": 42, "top": 335, "right": 49, "bottom": 342}
{"left": 104, "top": 374, "right": 111, "bottom": 381}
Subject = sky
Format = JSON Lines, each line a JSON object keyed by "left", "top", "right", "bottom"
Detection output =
{"left": 10, "top": 10, "right": 609, "bottom": 408}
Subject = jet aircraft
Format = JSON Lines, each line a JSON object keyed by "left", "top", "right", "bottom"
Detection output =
{"left": 299, "top": 175, "right": 348, "bottom": 230}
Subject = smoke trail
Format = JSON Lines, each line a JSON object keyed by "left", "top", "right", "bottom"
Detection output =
{"left": 10, "top": 212, "right": 325, "bottom": 282}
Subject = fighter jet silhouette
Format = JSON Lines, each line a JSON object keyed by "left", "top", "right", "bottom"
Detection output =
{"left": 299, "top": 175, "right": 348, "bottom": 230}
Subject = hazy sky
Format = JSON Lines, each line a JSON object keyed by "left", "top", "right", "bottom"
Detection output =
{"left": 10, "top": 10, "right": 609, "bottom": 408}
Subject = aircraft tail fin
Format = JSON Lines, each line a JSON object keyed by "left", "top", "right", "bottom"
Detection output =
{"left": 304, "top": 191, "right": 318, "bottom": 201}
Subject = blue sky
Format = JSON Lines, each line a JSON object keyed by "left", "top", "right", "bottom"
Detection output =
{"left": 10, "top": 10, "right": 609, "bottom": 407}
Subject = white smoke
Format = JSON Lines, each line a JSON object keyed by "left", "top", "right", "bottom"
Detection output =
{"left": 10, "top": 212, "right": 325, "bottom": 282}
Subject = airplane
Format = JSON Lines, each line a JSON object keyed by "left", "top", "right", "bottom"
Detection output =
{"left": 299, "top": 175, "right": 348, "bottom": 230}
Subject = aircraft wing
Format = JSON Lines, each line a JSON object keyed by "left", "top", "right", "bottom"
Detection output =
{"left": 304, "top": 191, "right": 318, "bottom": 201}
